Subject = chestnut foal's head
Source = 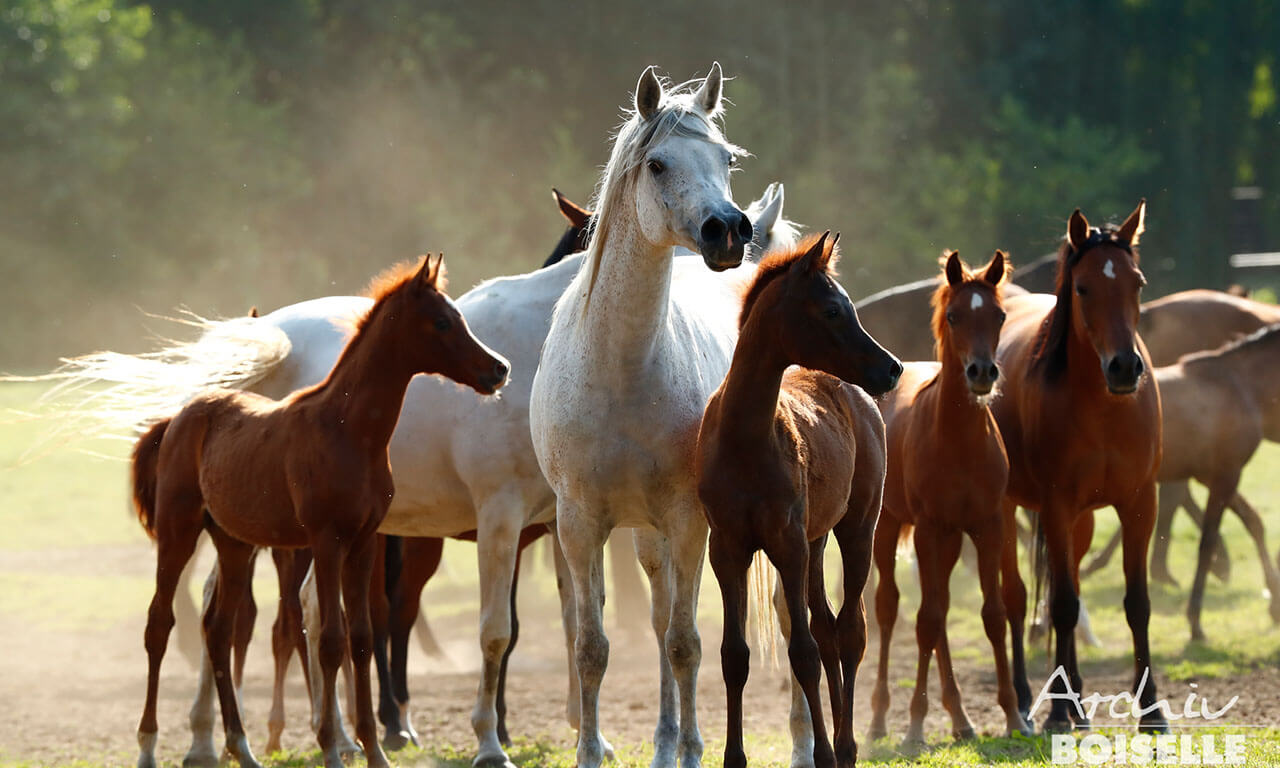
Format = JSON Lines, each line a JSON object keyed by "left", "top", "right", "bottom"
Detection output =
{"left": 933, "top": 250, "right": 1011, "bottom": 396}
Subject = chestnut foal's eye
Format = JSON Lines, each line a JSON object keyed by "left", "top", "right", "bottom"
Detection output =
{"left": 647, "top": 159, "right": 665, "bottom": 175}
{"left": 434, "top": 317, "right": 452, "bottom": 332}
{"left": 1075, "top": 285, "right": 1088, "bottom": 297}
{"left": 946, "top": 311, "right": 957, "bottom": 325}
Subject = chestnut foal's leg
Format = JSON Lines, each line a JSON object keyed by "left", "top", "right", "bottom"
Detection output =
{"left": 902, "top": 522, "right": 957, "bottom": 749}
{"left": 806, "top": 534, "right": 844, "bottom": 731}
{"left": 266, "top": 548, "right": 310, "bottom": 754}
{"left": 831, "top": 512, "right": 875, "bottom": 768}
{"left": 1000, "top": 500, "right": 1032, "bottom": 722}
{"left": 708, "top": 532, "right": 752, "bottom": 768}
{"left": 971, "top": 518, "right": 1033, "bottom": 736}
{"left": 340, "top": 534, "right": 391, "bottom": 768}
{"left": 204, "top": 526, "right": 265, "bottom": 768}
{"left": 1118, "top": 483, "right": 1169, "bottom": 732}
{"left": 866, "top": 514, "right": 902, "bottom": 742}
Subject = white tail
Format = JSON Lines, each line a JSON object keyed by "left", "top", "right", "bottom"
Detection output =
{"left": 747, "top": 550, "right": 779, "bottom": 668}
{"left": 2, "top": 309, "right": 290, "bottom": 462}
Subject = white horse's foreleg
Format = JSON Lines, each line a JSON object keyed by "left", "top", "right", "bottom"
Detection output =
{"left": 634, "top": 528, "right": 679, "bottom": 768}
{"left": 664, "top": 510, "right": 707, "bottom": 768}
{"left": 558, "top": 500, "right": 611, "bottom": 768}
{"left": 301, "top": 567, "right": 361, "bottom": 758}
{"left": 774, "top": 572, "right": 816, "bottom": 768}
{"left": 183, "top": 566, "right": 220, "bottom": 768}
{"left": 551, "top": 524, "right": 582, "bottom": 731}
{"left": 470, "top": 492, "right": 521, "bottom": 768}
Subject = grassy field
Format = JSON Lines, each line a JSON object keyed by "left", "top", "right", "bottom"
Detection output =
{"left": 3, "top": 378, "right": 1280, "bottom": 766}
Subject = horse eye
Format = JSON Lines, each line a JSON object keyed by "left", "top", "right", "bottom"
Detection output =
{"left": 434, "top": 316, "right": 452, "bottom": 332}
{"left": 998, "top": 310, "right": 1007, "bottom": 323}
{"left": 1075, "top": 285, "right": 1088, "bottom": 297}
{"left": 946, "top": 311, "right": 957, "bottom": 325}
{"left": 647, "top": 159, "right": 665, "bottom": 175}
{"left": 824, "top": 305, "right": 839, "bottom": 320}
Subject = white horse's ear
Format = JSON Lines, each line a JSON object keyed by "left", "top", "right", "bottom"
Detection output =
{"left": 752, "top": 182, "right": 784, "bottom": 235}
{"left": 636, "top": 66, "right": 663, "bottom": 120}
{"left": 1117, "top": 198, "right": 1146, "bottom": 247}
{"left": 1067, "top": 208, "right": 1090, "bottom": 251}
{"left": 695, "top": 62, "right": 723, "bottom": 114}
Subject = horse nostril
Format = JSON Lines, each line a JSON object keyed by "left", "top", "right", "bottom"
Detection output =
{"left": 890, "top": 359, "right": 903, "bottom": 379}
{"left": 1133, "top": 358, "right": 1144, "bottom": 377}
{"left": 966, "top": 363, "right": 980, "bottom": 380}
{"left": 494, "top": 360, "right": 509, "bottom": 380}
{"left": 701, "top": 216, "right": 727, "bottom": 245}
{"left": 735, "top": 212, "right": 753, "bottom": 243}
{"left": 987, "top": 362, "right": 999, "bottom": 381}
{"left": 1107, "top": 357, "right": 1123, "bottom": 377}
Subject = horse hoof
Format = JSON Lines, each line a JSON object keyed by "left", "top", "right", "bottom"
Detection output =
{"left": 473, "top": 757, "right": 517, "bottom": 768}
{"left": 382, "top": 729, "right": 409, "bottom": 752}
{"left": 953, "top": 726, "right": 977, "bottom": 741}
{"left": 867, "top": 723, "right": 888, "bottom": 742}
{"left": 181, "top": 752, "right": 219, "bottom": 768}
{"left": 1189, "top": 626, "right": 1207, "bottom": 643}
{"left": 1043, "top": 717, "right": 1075, "bottom": 734}
{"left": 898, "top": 736, "right": 926, "bottom": 756}
{"left": 1151, "top": 569, "right": 1179, "bottom": 588}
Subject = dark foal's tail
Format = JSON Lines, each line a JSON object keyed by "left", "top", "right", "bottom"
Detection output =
{"left": 1029, "top": 510, "right": 1050, "bottom": 648}
{"left": 131, "top": 419, "right": 170, "bottom": 540}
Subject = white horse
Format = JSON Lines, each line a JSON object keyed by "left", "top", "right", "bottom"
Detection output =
{"left": 530, "top": 64, "right": 764, "bottom": 768}
{"left": 172, "top": 187, "right": 795, "bottom": 766}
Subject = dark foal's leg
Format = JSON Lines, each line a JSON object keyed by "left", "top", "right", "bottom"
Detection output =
{"left": 205, "top": 525, "right": 266, "bottom": 768}
{"left": 389, "top": 536, "right": 443, "bottom": 748}
{"left": 1186, "top": 477, "right": 1238, "bottom": 642}
{"left": 708, "top": 531, "right": 752, "bottom": 768}
{"left": 867, "top": 513, "right": 902, "bottom": 742}
{"left": 340, "top": 533, "right": 391, "bottom": 768}
{"left": 832, "top": 513, "right": 875, "bottom": 768}
{"left": 137, "top": 490, "right": 205, "bottom": 768}
{"left": 1118, "top": 483, "right": 1169, "bottom": 733}
{"left": 1149, "top": 482, "right": 1184, "bottom": 586}
{"left": 999, "top": 500, "right": 1032, "bottom": 723}
{"left": 1227, "top": 492, "right": 1280, "bottom": 623}
{"left": 806, "top": 534, "right": 843, "bottom": 734}
{"left": 231, "top": 550, "right": 259, "bottom": 693}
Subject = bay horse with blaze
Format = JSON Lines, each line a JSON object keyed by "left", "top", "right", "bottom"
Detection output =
{"left": 696, "top": 232, "right": 901, "bottom": 768}
{"left": 129, "top": 255, "right": 510, "bottom": 768}
{"left": 990, "top": 202, "right": 1168, "bottom": 732}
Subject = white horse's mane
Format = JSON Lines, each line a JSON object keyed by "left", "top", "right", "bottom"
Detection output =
{"left": 579, "top": 73, "right": 747, "bottom": 310}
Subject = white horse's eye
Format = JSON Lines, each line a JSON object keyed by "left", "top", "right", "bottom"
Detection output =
{"left": 647, "top": 159, "right": 665, "bottom": 175}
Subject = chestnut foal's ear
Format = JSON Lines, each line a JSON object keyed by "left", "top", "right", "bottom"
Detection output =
{"left": 983, "top": 250, "right": 1009, "bottom": 286}
{"left": 944, "top": 250, "right": 966, "bottom": 287}
{"left": 695, "top": 61, "right": 723, "bottom": 114}
{"left": 793, "top": 231, "right": 831, "bottom": 275}
{"left": 635, "top": 65, "right": 663, "bottom": 120}
{"left": 417, "top": 253, "right": 446, "bottom": 290}
{"left": 1117, "top": 198, "right": 1146, "bottom": 247}
{"left": 552, "top": 188, "right": 592, "bottom": 229}
{"left": 824, "top": 231, "right": 842, "bottom": 271}
{"left": 1067, "top": 208, "right": 1091, "bottom": 251}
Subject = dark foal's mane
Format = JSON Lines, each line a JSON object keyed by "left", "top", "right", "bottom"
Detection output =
{"left": 738, "top": 232, "right": 836, "bottom": 329}
{"left": 1030, "top": 225, "right": 1137, "bottom": 380}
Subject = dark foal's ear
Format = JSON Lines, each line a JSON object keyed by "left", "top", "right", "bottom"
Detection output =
{"left": 983, "top": 250, "right": 1008, "bottom": 286}
{"left": 944, "top": 250, "right": 965, "bottom": 287}
{"left": 635, "top": 66, "right": 663, "bottom": 120}
{"left": 1067, "top": 208, "right": 1090, "bottom": 251}
{"left": 793, "top": 231, "right": 831, "bottom": 275}
{"left": 552, "top": 188, "right": 592, "bottom": 229}
{"left": 1117, "top": 198, "right": 1146, "bottom": 248}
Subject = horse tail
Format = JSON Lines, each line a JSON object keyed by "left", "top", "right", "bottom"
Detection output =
{"left": 748, "top": 550, "right": 779, "bottom": 668}
{"left": 896, "top": 522, "right": 915, "bottom": 557}
{"left": 130, "top": 418, "right": 169, "bottom": 540}
{"left": 3, "top": 310, "right": 290, "bottom": 458}
{"left": 1030, "top": 510, "right": 1050, "bottom": 648}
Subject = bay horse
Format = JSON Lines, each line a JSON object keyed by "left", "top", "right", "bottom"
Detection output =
{"left": 696, "top": 232, "right": 900, "bottom": 768}
{"left": 130, "top": 255, "right": 509, "bottom": 768}
{"left": 531, "top": 63, "right": 770, "bottom": 768}
{"left": 867, "top": 250, "right": 1032, "bottom": 747}
{"left": 990, "top": 201, "right": 1168, "bottom": 733}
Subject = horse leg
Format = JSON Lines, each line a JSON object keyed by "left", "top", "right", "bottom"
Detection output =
{"left": 204, "top": 527, "right": 264, "bottom": 768}
{"left": 1117, "top": 483, "right": 1169, "bottom": 733}
{"left": 390, "top": 536, "right": 441, "bottom": 749}
{"left": 768, "top": 526, "right": 833, "bottom": 768}
{"left": 183, "top": 566, "right": 220, "bottom": 768}
{"left": 1227, "top": 492, "right": 1280, "bottom": 623}
{"left": 972, "top": 519, "right": 1031, "bottom": 736}
{"left": 866, "top": 514, "right": 901, "bottom": 742}
{"left": 137, "top": 484, "right": 204, "bottom": 768}
{"left": 1149, "top": 482, "right": 1183, "bottom": 586}
{"left": 806, "top": 535, "right": 843, "bottom": 736}
{"left": 902, "top": 522, "right": 945, "bottom": 748}
{"left": 310, "top": 538, "right": 356, "bottom": 768}
{"left": 665, "top": 506, "right": 711, "bottom": 768}
{"left": 1179, "top": 486, "right": 1233, "bottom": 583}
{"left": 550, "top": 523, "right": 582, "bottom": 732}
{"left": 708, "top": 531, "right": 752, "bottom": 768}
{"left": 634, "top": 527, "right": 680, "bottom": 768}
{"left": 775, "top": 570, "right": 815, "bottom": 768}
{"left": 929, "top": 530, "right": 974, "bottom": 741}
{"left": 340, "top": 533, "right": 390, "bottom": 768}
{"left": 1070, "top": 514, "right": 1099, "bottom": 654}
{"left": 265, "top": 549, "right": 302, "bottom": 754}
{"left": 496, "top": 530, "right": 540, "bottom": 747}
{"left": 471, "top": 492, "right": 523, "bottom": 768}
{"left": 369, "top": 535, "right": 402, "bottom": 750}
{"left": 1038, "top": 503, "right": 1083, "bottom": 734}
{"left": 301, "top": 563, "right": 361, "bottom": 759}
{"left": 1186, "top": 477, "right": 1237, "bottom": 642}
{"left": 231, "top": 550, "right": 258, "bottom": 696}
{"left": 557, "top": 499, "right": 611, "bottom": 768}
{"left": 831, "top": 512, "right": 875, "bottom": 768}
{"left": 1000, "top": 499, "right": 1032, "bottom": 724}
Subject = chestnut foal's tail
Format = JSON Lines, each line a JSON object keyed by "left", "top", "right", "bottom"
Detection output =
{"left": 131, "top": 418, "right": 170, "bottom": 540}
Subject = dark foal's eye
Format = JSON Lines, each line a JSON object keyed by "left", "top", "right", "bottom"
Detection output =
{"left": 824, "top": 304, "right": 840, "bottom": 320}
{"left": 998, "top": 310, "right": 1007, "bottom": 323}
{"left": 946, "top": 310, "right": 957, "bottom": 325}
{"left": 434, "top": 316, "right": 452, "bottom": 332}
{"left": 647, "top": 158, "right": 665, "bottom": 175}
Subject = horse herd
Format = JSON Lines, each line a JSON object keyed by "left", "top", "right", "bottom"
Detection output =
{"left": 36, "top": 64, "right": 1280, "bottom": 768}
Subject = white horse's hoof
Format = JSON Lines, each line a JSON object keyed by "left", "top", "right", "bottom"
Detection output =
{"left": 473, "top": 755, "right": 517, "bottom": 768}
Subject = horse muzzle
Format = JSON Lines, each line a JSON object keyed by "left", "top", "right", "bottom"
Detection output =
{"left": 1103, "top": 350, "right": 1144, "bottom": 395}
{"left": 965, "top": 358, "right": 1000, "bottom": 396}
{"left": 698, "top": 210, "right": 752, "bottom": 271}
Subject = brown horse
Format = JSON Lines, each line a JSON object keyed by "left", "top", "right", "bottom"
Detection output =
{"left": 990, "top": 201, "right": 1167, "bottom": 733}
{"left": 130, "top": 255, "right": 509, "bottom": 768}
{"left": 868, "top": 251, "right": 1032, "bottom": 747}
{"left": 696, "top": 232, "right": 901, "bottom": 768}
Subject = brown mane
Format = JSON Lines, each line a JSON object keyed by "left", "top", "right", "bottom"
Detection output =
{"left": 738, "top": 232, "right": 839, "bottom": 329}
{"left": 355, "top": 254, "right": 448, "bottom": 331}
{"left": 929, "top": 250, "right": 1011, "bottom": 360}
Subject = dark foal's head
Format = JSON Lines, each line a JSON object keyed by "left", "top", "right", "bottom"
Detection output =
{"left": 544, "top": 189, "right": 594, "bottom": 268}
{"left": 364, "top": 255, "right": 510, "bottom": 395}
{"left": 933, "top": 250, "right": 1011, "bottom": 396}
{"left": 740, "top": 231, "right": 902, "bottom": 396}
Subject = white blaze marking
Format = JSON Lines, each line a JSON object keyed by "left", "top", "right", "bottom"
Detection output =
{"left": 970, "top": 292, "right": 984, "bottom": 310}
{"left": 1103, "top": 259, "right": 1116, "bottom": 279}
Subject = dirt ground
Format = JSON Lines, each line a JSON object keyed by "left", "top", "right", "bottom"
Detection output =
{"left": 3, "top": 539, "right": 1279, "bottom": 767}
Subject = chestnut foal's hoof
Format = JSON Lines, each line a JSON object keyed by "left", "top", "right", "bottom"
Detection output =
{"left": 953, "top": 726, "right": 977, "bottom": 741}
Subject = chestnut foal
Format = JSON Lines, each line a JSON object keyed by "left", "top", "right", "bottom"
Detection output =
{"left": 867, "top": 251, "right": 1032, "bottom": 747}
{"left": 697, "top": 232, "right": 901, "bottom": 768}
{"left": 130, "top": 255, "right": 509, "bottom": 768}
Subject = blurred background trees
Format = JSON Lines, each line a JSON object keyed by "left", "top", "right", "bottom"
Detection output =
{"left": 2, "top": 0, "right": 1277, "bottom": 367}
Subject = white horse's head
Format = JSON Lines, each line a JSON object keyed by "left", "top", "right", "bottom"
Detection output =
{"left": 588, "top": 63, "right": 752, "bottom": 279}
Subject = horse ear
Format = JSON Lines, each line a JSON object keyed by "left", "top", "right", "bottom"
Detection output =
{"left": 793, "top": 231, "right": 830, "bottom": 275}
{"left": 695, "top": 62, "right": 723, "bottom": 114}
{"left": 825, "top": 231, "right": 842, "bottom": 271}
{"left": 552, "top": 188, "right": 592, "bottom": 229}
{"left": 1117, "top": 198, "right": 1146, "bottom": 247}
{"left": 1067, "top": 208, "right": 1090, "bottom": 251}
{"left": 983, "top": 250, "right": 1008, "bottom": 286}
{"left": 635, "top": 65, "right": 663, "bottom": 120}
{"left": 752, "top": 182, "right": 784, "bottom": 236}
{"left": 944, "top": 251, "right": 965, "bottom": 287}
